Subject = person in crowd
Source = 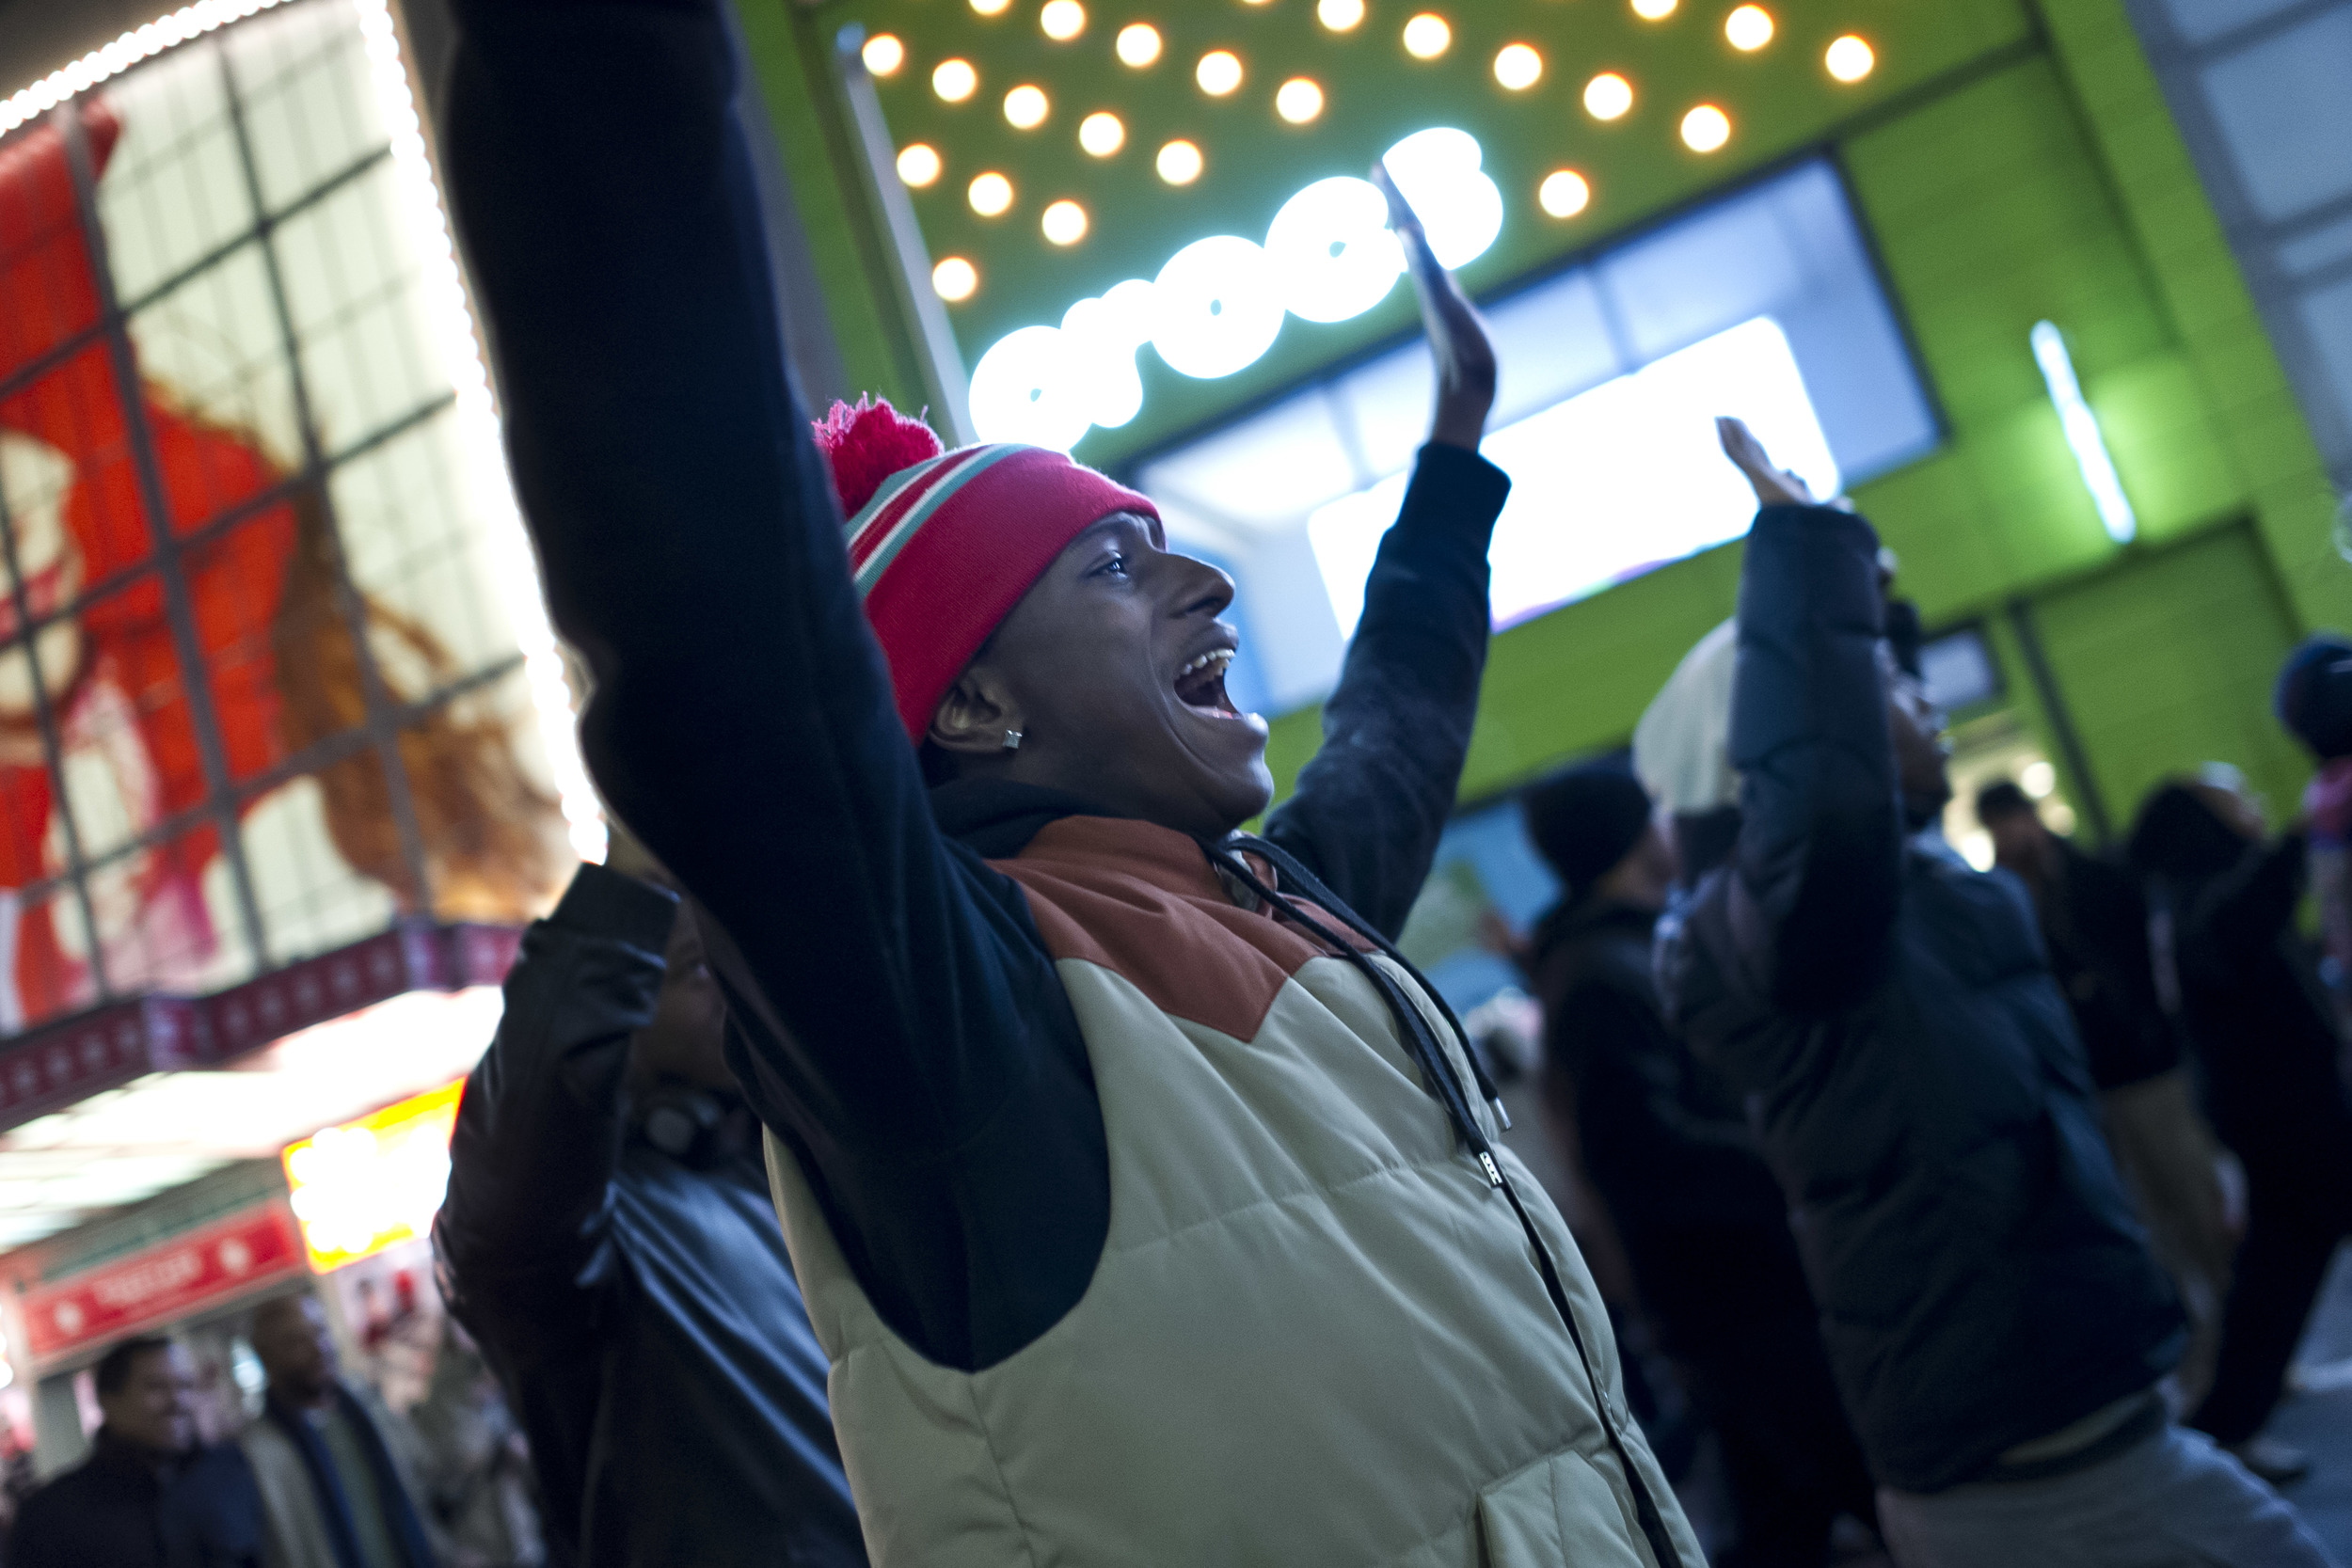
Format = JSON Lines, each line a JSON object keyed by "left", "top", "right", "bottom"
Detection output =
{"left": 239, "top": 1294, "right": 443, "bottom": 1568}
{"left": 1524, "top": 764, "right": 1877, "bottom": 1566}
{"left": 435, "top": 828, "right": 865, "bottom": 1567}
{"left": 405, "top": 1323, "right": 546, "bottom": 1568}
{"left": 1976, "top": 781, "right": 2239, "bottom": 1404}
{"left": 432, "top": 2, "right": 1702, "bottom": 1561}
{"left": 2276, "top": 635, "right": 2352, "bottom": 1013}
{"left": 2129, "top": 773, "right": 2352, "bottom": 1486}
{"left": 1658, "top": 418, "right": 2333, "bottom": 1565}
{"left": 8, "top": 1335, "right": 262, "bottom": 1568}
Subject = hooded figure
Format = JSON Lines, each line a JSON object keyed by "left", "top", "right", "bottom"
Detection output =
{"left": 434, "top": 1, "right": 1702, "bottom": 1563}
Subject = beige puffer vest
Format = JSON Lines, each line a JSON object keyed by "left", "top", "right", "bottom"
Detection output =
{"left": 766, "top": 817, "right": 1701, "bottom": 1567}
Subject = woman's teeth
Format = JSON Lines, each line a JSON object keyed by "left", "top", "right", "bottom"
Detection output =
{"left": 1177, "top": 649, "right": 1235, "bottom": 681}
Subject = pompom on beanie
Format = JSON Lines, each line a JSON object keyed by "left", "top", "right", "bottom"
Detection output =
{"left": 814, "top": 397, "right": 1159, "bottom": 742}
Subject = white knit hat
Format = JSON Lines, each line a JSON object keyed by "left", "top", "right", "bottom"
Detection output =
{"left": 1632, "top": 618, "right": 1740, "bottom": 815}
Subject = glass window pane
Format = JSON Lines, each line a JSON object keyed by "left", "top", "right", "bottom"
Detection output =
{"left": 0, "top": 108, "right": 108, "bottom": 392}
{"left": 3, "top": 358, "right": 156, "bottom": 604}
{"left": 0, "top": 878, "right": 101, "bottom": 1033}
{"left": 397, "top": 669, "right": 571, "bottom": 925}
{"left": 274, "top": 163, "right": 445, "bottom": 453}
{"left": 328, "top": 411, "right": 521, "bottom": 691}
{"left": 94, "top": 40, "right": 255, "bottom": 308}
{"left": 126, "top": 240, "right": 304, "bottom": 528}
{"left": 80, "top": 822, "right": 253, "bottom": 996}
{"left": 223, "top": 1, "right": 388, "bottom": 213}
{"left": 2199, "top": 9, "right": 2352, "bottom": 224}
{"left": 241, "top": 759, "right": 400, "bottom": 965}
{"left": 190, "top": 500, "right": 324, "bottom": 784}
{"left": 56, "top": 576, "right": 199, "bottom": 862}
{"left": 2159, "top": 0, "right": 2306, "bottom": 46}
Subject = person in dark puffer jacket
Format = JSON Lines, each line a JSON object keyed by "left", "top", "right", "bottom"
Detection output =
{"left": 1657, "top": 419, "right": 2334, "bottom": 1568}
{"left": 1525, "top": 764, "right": 1877, "bottom": 1567}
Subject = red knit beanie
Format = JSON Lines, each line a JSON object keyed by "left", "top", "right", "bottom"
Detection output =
{"left": 815, "top": 398, "right": 1160, "bottom": 742}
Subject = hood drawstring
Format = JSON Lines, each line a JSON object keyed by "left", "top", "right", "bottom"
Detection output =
{"left": 1200, "top": 832, "right": 1691, "bottom": 1568}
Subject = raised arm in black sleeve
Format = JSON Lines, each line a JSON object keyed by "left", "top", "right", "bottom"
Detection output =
{"left": 435, "top": 863, "right": 677, "bottom": 1546}
{"left": 1709, "top": 504, "right": 1904, "bottom": 1014}
{"left": 1262, "top": 444, "right": 1510, "bottom": 937}
{"left": 439, "top": 0, "right": 1102, "bottom": 1370}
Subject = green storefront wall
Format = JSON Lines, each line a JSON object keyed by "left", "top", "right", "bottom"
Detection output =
{"left": 731, "top": 0, "right": 2346, "bottom": 842}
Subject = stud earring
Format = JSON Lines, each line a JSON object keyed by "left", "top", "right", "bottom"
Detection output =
{"left": 1002, "top": 729, "right": 1024, "bottom": 752}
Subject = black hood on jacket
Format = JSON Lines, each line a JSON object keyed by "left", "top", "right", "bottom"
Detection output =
{"left": 2128, "top": 784, "right": 2249, "bottom": 882}
{"left": 930, "top": 779, "right": 1124, "bottom": 859}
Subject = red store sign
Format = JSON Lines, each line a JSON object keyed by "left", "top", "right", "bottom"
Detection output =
{"left": 22, "top": 1204, "right": 307, "bottom": 1363}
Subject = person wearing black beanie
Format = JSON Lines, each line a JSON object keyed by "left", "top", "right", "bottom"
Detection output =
{"left": 2277, "top": 636, "right": 2352, "bottom": 1021}
{"left": 1523, "top": 764, "right": 1878, "bottom": 1565}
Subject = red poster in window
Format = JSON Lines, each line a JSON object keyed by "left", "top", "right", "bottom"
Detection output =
{"left": 20, "top": 1203, "right": 306, "bottom": 1363}
{"left": 1, "top": 73, "right": 566, "bottom": 1037}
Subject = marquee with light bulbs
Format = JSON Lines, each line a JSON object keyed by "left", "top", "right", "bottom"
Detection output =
{"left": 821, "top": 0, "right": 2034, "bottom": 459}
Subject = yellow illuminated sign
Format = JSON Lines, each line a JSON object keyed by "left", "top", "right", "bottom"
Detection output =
{"left": 282, "top": 1079, "right": 465, "bottom": 1272}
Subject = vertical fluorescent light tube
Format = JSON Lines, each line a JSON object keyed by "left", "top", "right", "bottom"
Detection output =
{"left": 2030, "top": 321, "right": 2136, "bottom": 544}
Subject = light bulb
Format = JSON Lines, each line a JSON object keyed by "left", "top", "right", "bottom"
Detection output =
{"left": 1680, "top": 103, "right": 1731, "bottom": 151}
{"left": 933, "top": 58, "right": 977, "bottom": 102}
{"left": 1042, "top": 199, "right": 1089, "bottom": 245}
{"left": 1494, "top": 43, "right": 1542, "bottom": 90}
{"left": 1157, "top": 138, "right": 1204, "bottom": 184}
{"left": 897, "top": 143, "right": 942, "bottom": 186}
{"left": 1403, "top": 14, "right": 1451, "bottom": 58}
{"left": 1825, "top": 34, "right": 1874, "bottom": 82}
{"left": 969, "top": 170, "right": 1014, "bottom": 215}
{"left": 1318, "top": 0, "right": 1366, "bottom": 30}
{"left": 1583, "top": 71, "right": 1632, "bottom": 119}
{"left": 862, "top": 34, "right": 905, "bottom": 76}
{"left": 1079, "top": 111, "right": 1125, "bottom": 156}
{"left": 1631, "top": 0, "right": 1676, "bottom": 17}
{"left": 1197, "top": 50, "right": 1243, "bottom": 95}
{"left": 1117, "top": 23, "right": 1162, "bottom": 66}
{"left": 1041, "top": 0, "right": 1086, "bottom": 40}
{"left": 935, "top": 259, "right": 978, "bottom": 300}
{"left": 1004, "top": 84, "right": 1050, "bottom": 128}
{"left": 1724, "top": 5, "right": 1772, "bottom": 50}
{"left": 1276, "top": 77, "right": 1325, "bottom": 123}
{"left": 971, "top": 0, "right": 1010, "bottom": 13}
{"left": 1538, "top": 168, "right": 1590, "bottom": 216}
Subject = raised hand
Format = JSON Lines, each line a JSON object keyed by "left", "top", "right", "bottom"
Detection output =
{"left": 1374, "top": 160, "right": 1498, "bottom": 452}
{"left": 1717, "top": 416, "right": 1817, "bottom": 508}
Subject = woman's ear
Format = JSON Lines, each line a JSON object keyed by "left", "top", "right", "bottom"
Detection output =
{"left": 928, "top": 665, "right": 1025, "bottom": 758}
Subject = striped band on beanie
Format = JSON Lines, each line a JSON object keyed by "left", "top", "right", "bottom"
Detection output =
{"left": 818, "top": 398, "right": 1158, "bottom": 742}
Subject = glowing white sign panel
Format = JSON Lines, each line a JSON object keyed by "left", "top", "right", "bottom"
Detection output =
{"left": 968, "top": 127, "right": 1503, "bottom": 447}
{"left": 1310, "top": 317, "right": 1839, "bottom": 636}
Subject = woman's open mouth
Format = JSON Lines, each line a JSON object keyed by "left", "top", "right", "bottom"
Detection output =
{"left": 1173, "top": 647, "right": 1242, "bottom": 718}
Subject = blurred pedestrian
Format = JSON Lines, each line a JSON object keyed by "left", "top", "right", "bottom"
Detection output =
{"left": 1977, "top": 781, "right": 2238, "bottom": 1403}
{"left": 8, "top": 1336, "right": 262, "bottom": 1568}
{"left": 1525, "top": 764, "right": 1877, "bottom": 1566}
{"left": 435, "top": 831, "right": 865, "bottom": 1567}
{"left": 2130, "top": 774, "right": 2352, "bottom": 1484}
{"left": 2276, "top": 634, "right": 2352, "bottom": 1014}
{"left": 1659, "top": 418, "right": 2333, "bottom": 1567}
{"left": 239, "top": 1294, "right": 443, "bottom": 1568}
{"left": 404, "top": 1322, "right": 545, "bottom": 1568}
